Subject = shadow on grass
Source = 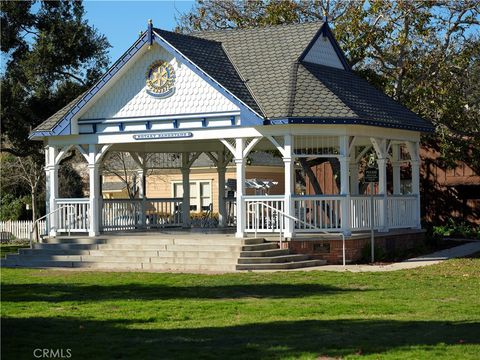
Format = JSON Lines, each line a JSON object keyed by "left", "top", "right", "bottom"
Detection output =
{"left": 1, "top": 282, "right": 362, "bottom": 302}
{"left": 2, "top": 317, "right": 479, "bottom": 360}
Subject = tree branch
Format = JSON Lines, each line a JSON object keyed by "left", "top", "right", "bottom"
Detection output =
{"left": 54, "top": 70, "right": 86, "bottom": 85}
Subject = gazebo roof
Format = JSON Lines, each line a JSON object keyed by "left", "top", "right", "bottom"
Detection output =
{"left": 32, "top": 21, "right": 434, "bottom": 136}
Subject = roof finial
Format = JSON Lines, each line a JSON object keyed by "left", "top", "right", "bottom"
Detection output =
{"left": 147, "top": 19, "right": 154, "bottom": 49}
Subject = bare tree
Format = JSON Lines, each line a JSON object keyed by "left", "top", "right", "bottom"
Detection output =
{"left": 1, "top": 154, "right": 44, "bottom": 237}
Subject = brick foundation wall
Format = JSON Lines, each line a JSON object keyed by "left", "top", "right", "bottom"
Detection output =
{"left": 287, "top": 231, "right": 425, "bottom": 264}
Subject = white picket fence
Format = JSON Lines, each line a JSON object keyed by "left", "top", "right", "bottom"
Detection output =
{"left": 0, "top": 220, "right": 47, "bottom": 241}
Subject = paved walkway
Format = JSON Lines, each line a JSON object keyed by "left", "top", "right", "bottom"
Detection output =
{"left": 297, "top": 241, "right": 480, "bottom": 273}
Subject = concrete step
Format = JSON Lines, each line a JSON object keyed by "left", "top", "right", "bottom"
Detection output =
{"left": 149, "top": 257, "right": 236, "bottom": 265}
{"left": 3, "top": 258, "right": 76, "bottom": 268}
{"left": 12, "top": 254, "right": 238, "bottom": 265}
{"left": 170, "top": 237, "right": 263, "bottom": 246}
{"left": 237, "top": 254, "right": 311, "bottom": 264}
{"left": 165, "top": 244, "right": 243, "bottom": 252}
{"left": 241, "top": 243, "right": 278, "bottom": 251}
{"left": 142, "top": 263, "right": 236, "bottom": 272}
{"left": 2, "top": 257, "right": 238, "bottom": 271}
{"left": 33, "top": 243, "right": 99, "bottom": 250}
{"left": 96, "top": 244, "right": 167, "bottom": 250}
{"left": 240, "top": 248, "right": 290, "bottom": 257}
{"left": 20, "top": 248, "right": 90, "bottom": 256}
{"left": 6, "top": 254, "right": 82, "bottom": 262}
{"left": 41, "top": 237, "right": 107, "bottom": 245}
{"left": 236, "top": 259, "right": 327, "bottom": 270}
{"left": 153, "top": 250, "right": 240, "bottom": 259}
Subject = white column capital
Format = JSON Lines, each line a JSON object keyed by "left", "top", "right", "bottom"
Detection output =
{"left": 45, "top": 164, "right": 58, "bottom": 171}
{"left": 87, "top": 163, "right": 100, "bottom": 170}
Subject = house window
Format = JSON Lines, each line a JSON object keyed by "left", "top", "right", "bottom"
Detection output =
{"left": 173, "top": 180, "right": 212, "bottom": 212}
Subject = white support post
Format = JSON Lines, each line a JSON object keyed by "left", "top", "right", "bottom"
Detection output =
{"left": 217, "top": 150, "right": 227, "bottom": 228}
{"left": 371, "top": 137, "right": 389, "bottom": 232}
{"left": 339, "top": 136, "right": 351, "bottom": 235}
{"left": 45, "top": 146, "right": 59, "bottom": 237}
{"left": 349, "top": 162, "right": 359, "bottom": 195}
{"left": 88, "top": 144, "right": 100, "bottom": 237}
{"left": 235, "top": 138, "right": 245, "bottom": 238}
{"left": 392, "top": 144, "right": 402, "bottom": 195}
{"left": 181, "top": 153, "right": 191, "bottom": 228}
{"left": 138, "top": 165, "right": 146, "bottom": 227}
{"left": 283, "top": 134, "right": 294, "bottom": 238}
{"left": 411, "top": 159, "right": 421, "bottom": 229}
{"left": 407, "top": 141, "right": 421, "bottom": 229}
{"left": 98, "top": 166, "right": 104, "bottom": 232}
{"left": 377, "top": 157, "right": 388, "bottom": 232}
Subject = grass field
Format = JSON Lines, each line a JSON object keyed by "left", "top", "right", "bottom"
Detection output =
{"left": 1, "top": 258, "right": 479, "bottom": 359}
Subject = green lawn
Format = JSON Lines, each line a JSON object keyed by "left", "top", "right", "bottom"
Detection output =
{"left": 1, "top": 259, "right": 479, "bottom": 359}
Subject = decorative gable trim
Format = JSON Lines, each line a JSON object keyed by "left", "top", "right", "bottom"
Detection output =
{"left": 299, "top": 22, "right": 350, "bottom": 71}
{"left": 152, "top": 31, "right": 264, "bottom": 125}
{"left": 30, "top": 25, "right": 264, "bottom": 139}
{"left": 29, "top": 33, "right": 150, "bottom": 139}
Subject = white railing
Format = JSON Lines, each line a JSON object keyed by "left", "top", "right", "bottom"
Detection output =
{"left": 350, "top": 195, "right": 383, "bottom": 230}
{"left": 293, "top": 196, "right": 343, "bottom": 231}
{"left": 388, "top": 195, "right": 417, "bottom": 228}
{"left": 102, "top": 199, "right": 141, "bottom": 231}
{"left": 246, "top": 200, "right": 347, "bottom": 266}
{"left": 102, "top": 198, "right": 183, "bottom": 231}
{"left": 244, "top": 196, "right": 285, "bottom": 232}
{"left": 145, "top": 198, "right": 183, "bottom": 228}
{"left": 0, "top": 220, "right": 47, "bottom": 240}
{"left": 55, "top": 198, "right": 90, "bottom": 232}
{"left": 244, "top": 195, "right": 418, "bottom": 233}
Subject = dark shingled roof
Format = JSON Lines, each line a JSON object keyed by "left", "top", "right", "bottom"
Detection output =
{"left": 284, "top": 62, "right": 434, "bottom": 131}
{"left": 154, "top": 28, "right": 263, "bottom": 116}
{"left": 192, "top": 22, "right": 323, "bottom": 118}
{"left": 32, "top": 21, "right": 434, "bottom": 134}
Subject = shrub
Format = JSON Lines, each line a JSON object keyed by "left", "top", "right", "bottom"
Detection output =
{"left": 432, "top": 219, "right": 480, "bottom": 240}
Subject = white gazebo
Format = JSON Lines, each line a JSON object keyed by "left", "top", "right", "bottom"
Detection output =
{"left": 31, "top": 21, "right": 434, "bottom": 240}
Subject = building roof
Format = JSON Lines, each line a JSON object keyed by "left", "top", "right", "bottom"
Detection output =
{"left": 190, "top": 22, "right": 324, "bottom": 118}
{"left": 102, "top": 182, "right": 127, "bottom": 192}
{"left": 32, "top": 21, "right": 434, "bottom": 134}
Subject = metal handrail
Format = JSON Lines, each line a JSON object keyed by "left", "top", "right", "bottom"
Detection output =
{"left": 247, "top": 201, "right": 347, "bottom": 266}
{"left": 29, "top": 205, "right": 75, "bottom": 248}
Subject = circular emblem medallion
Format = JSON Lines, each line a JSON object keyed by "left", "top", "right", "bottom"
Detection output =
{"left": 146, "top": 60, "right": 176, "bottom": 97}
